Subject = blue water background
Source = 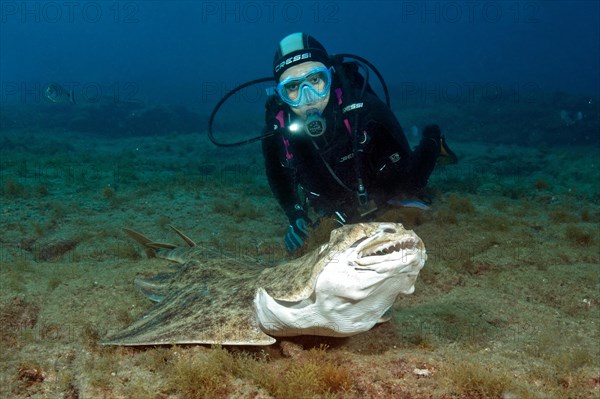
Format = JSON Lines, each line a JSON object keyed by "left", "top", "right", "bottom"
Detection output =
{"left": 1, "top": 0, "right": 598, "bottom": 109}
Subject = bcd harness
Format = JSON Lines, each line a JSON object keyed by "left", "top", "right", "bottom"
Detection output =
{"left": 207, "top": 54, "right": 392, "bottom": 218}
{"left": 273, "top": 86, "right": 378, "bottom": 217}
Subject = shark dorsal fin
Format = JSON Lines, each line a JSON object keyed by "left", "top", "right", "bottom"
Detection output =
{"left": 168, "top": 225, "right": 197, "bottom": 247}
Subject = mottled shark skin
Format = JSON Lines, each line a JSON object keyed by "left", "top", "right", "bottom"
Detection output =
{"left": 100, "top": 223, "right": 426, "bottom": 346}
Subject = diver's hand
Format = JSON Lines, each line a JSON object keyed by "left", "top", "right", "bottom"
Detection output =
{"left": 284, "top": 216, "right": 311, "bottom": 252}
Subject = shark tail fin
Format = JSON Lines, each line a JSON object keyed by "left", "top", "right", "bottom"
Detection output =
{"left": 122, "top": 228, "right": 177, "bottom": 257}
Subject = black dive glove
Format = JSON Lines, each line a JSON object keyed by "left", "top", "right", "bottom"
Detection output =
{"left": 284, "top": 208, "right": 312, "bottom": 252}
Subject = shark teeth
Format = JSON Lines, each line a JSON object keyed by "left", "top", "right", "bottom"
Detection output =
{"left": 354, "top": 239, "right": 419, "bottom": 267}
{"left": 360, "top": 239, "right": 416, "bottom": 258}
{"left": 364, "top": 242, "right": 402, "bottom": 257}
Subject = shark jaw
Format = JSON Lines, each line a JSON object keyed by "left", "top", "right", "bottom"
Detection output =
{"left": 255, "top": 223, "right": 427, "bottom": 338}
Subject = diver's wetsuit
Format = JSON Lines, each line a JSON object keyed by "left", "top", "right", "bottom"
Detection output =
{"left": 261, "top": 88, "right": 439, "bottom": 223}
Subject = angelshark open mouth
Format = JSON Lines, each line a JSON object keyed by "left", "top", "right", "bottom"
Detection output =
{"left": 352, "top": 233, "right": 422, "bottom": 269}
{"left": 359, "top": 238, "right": 417, "bottom": 258}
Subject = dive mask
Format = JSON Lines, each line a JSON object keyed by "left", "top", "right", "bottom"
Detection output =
{"left": 276, "top": 66, "right": 332, "bottom": 107}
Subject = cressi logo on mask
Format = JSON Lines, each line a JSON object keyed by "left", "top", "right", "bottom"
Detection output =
{"left": 275, "top": 52, "right": 312, "bottom": 73}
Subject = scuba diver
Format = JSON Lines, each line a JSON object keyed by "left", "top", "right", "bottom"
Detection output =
{"left": 261, "top": 33, "right": 458, "bottom": 251}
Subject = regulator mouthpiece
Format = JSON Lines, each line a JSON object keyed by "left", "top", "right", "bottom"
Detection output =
{"left": 305, "top": 110, "right": 327, "bottom": 137}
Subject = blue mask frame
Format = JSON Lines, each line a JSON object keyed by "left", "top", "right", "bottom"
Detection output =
{"left": 276, "top": 67, "right": 333, "bottom": 107}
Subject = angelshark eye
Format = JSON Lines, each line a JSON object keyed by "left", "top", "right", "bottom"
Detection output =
{"left": 383, "top": 228, "right": 396, "bottom": 234}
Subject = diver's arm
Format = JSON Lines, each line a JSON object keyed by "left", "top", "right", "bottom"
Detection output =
{"left": 365, "top": 94, "right": 446, "bottom": 191}
{"left": 362, "top": 92, "right": 412, "bottom": 159}
{"left": 358, "top": 93, "right": 416, "bottom": 198}
{"left": 358, "top": 93, "right": 413, "bottom": 173}
{"left": 261, "top": 129, "right": 303, "bottom": 222}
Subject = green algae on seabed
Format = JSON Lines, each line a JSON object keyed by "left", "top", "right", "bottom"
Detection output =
{"left": 0, "top": 99, "right": 599, "bottom": 398}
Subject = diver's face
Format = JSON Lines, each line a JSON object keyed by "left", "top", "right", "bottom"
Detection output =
{"left": 279, "top": 61, "right": 331, "bottom": 120}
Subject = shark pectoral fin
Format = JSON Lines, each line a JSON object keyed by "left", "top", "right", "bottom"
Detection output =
{"left": 134, "top": 272, "right": 181, "bottom": 302}
{"left": 101, "top": 282, "right": 277, "bottom": 346}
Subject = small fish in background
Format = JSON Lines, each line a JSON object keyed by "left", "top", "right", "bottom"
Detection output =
{"left": 559, "top": 109, "right": 583, "bottom": 126}
{"left": 44, "top": 83, "right": 76, "bottom": 104}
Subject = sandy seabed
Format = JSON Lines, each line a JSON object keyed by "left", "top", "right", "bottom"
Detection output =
{"left": 0, "top": 126, "right": 598, "bottom": 399}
